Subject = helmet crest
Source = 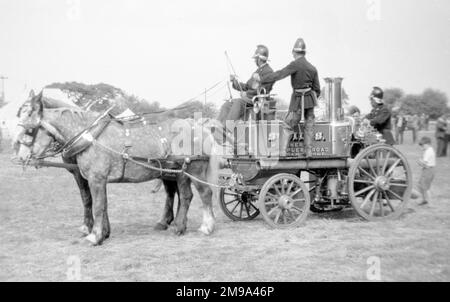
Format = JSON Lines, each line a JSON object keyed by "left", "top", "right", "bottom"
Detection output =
{"left": 293, "top": 38, "right": 306, "bottom": 53}
{"left": 370, "top": 87, "right": 384, "bottom": 104}
{"left": 252, "top": 45, "right": 269, "bottom": 61}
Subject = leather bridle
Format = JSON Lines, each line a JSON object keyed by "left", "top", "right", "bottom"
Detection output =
{"left": 16, "top": 117, "right": 66, "bottom": 160}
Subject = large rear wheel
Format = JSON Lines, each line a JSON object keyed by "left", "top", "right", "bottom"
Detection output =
{"left": 348, "top": 144, "right": 412, "bottom": 221}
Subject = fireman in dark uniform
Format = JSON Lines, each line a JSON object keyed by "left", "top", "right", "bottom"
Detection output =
{"left": 259, "top": 38, "right": 320, "bottom": 157}
{"left": 364, "top": 87, "right": 395, "bottom": 145}
{"left": 218, "top": 45, "right": 274, "bottom": 129}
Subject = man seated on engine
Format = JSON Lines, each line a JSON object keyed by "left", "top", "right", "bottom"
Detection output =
{"left": 217, "top": 45, "right": 274, "bottom": 132}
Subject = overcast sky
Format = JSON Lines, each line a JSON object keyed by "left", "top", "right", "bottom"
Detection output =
{"left": 1, "top": 0, "right": 449, "bottom": 113}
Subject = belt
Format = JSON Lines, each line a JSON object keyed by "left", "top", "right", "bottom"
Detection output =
{"left": 295, "top": 88, "right": 312, "bottom": 94}
{"left": 294, "top": 88, "right": 312, "bottom": 121}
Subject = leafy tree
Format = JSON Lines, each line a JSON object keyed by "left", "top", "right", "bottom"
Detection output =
{"left": 126, "top": 95, "right": 165, "bottom": 114}
{"left": 383, "top": 88, "right": 404, "bottom": 109}
{"left": 399, "top": 88, "right": 449, "bottom": 119}
{"left": 45, "top": 82, "right": 164, "bottom": 115}
{"left": 399, "top": 94, "right": 424, "bottom": 115}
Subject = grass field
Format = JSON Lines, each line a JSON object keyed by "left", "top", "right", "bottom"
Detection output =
{"left": 1, "top": 131, "right": 449, "bottom": 282}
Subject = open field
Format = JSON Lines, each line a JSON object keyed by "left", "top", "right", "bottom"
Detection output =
{"left": 1, "top": 131, "right": 449, "bottom": 282}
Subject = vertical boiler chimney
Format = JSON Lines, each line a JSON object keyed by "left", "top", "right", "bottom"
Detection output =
{"left": 324, "top": 77, "right": 344, "bottom": 122}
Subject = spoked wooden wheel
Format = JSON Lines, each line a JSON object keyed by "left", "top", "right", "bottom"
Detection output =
{"left": 219, "top": 188, "right": 260, "bottom": 221}
{"left": 349, "top": 144, "right": 412, "bottom": 221}
{"left": 258, "top": 174, "right": 310, "bottom": 228}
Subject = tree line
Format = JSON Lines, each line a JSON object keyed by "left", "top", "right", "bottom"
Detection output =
{"left": 45, "top": 82, "right": 218, "bottom": 119}
{"left": 383, "top": 87, "right": 449, "bottom": 119}
{"left": 44, "top": 82, "right": 449, "bottom": 120}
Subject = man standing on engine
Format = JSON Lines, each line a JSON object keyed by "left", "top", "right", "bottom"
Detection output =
{"left": 259, "top": 38, "right": 320, "bottom": 157}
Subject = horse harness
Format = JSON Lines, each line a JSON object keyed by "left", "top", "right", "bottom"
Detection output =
{"left": 20, "top": 110, "right": 218, "bottom": 185}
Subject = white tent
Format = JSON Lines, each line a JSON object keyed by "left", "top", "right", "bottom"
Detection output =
{"left": 0, "top": 90, "right": 30, "bottom": 140}
{"left": 115, "top": 108, "right": 136, "bottom": 119}
{"left": 0, "top": 88, "right": 80, "bottom": 140}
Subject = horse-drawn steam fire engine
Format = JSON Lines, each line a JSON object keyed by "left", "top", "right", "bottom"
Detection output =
{"left": 219, "top": 77, "right": 412, "bottom": 228}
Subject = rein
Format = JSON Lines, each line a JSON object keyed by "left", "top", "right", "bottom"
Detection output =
{"left": 16, "top": 106, "right": 115, "bottom": 164}
{"left": 111, "top": 80, "right": 226, "bottom": 124}
{"left": 58, "top": 106, "right": 115, "bottom": 158}
{"left": 18, "top": 116, "right": 231, "bottom": 189}
{"left": 91, "top": 139, "right": 230, "bottom": 189}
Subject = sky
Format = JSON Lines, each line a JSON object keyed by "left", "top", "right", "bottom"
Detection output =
{"left": 0, "top": 0, "right": 449, "bottom": 113}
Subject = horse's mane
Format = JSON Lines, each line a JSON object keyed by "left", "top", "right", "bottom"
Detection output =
{"left": 44, "top": 107, "right": 95, "bottom": 122}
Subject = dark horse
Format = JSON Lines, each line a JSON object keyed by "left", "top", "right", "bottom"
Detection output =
{"left": 13, "top": 92, "right": 219, "bottom": 245}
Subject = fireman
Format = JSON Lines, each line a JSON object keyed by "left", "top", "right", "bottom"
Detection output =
{"left": 259, "top": 38, "right": 320, "bottom": 157}
{"left": 364, "top": 87, "right": 395, "bottom": 145}
{"left": 217, "top": 45, "right": 274, "bottom": 128}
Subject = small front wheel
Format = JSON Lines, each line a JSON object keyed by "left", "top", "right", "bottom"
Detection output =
{"left": 219, "top": 188, "right": 260, "bottom": 221}
{"left": 258, "top": 174, "right": 310, "bottom": 228}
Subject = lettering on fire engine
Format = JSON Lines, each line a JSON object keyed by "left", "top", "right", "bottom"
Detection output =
{"left": 287, "top": 146, "right": 330, "bottom": 156}
{"left": 314, "top": 132, "right": 326, "bottom": 141}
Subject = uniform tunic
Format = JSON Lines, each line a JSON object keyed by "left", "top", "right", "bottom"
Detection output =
{"left": 261, "top": 56, "right": 320, "bottom": 111}
{"left": 232, "top": 63, "right": 274, "bottom": 98}
{"left": 366, "top": 104, "right": 395, "bottom": 145}
{"left": 218, "top": 63, "right": 274, "bottom": 127}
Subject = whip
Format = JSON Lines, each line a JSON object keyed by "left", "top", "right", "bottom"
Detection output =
{"left": 224, "top": 51, "right": 244, "bottom": 92}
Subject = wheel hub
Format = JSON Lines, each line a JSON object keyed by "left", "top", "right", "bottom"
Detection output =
{"left": 278, "top": 195, "right": 293, "bottom": 210}
{"left": 241, "top": 192, "right": 249, "bottom": 203}
{"left": 374, "top": 176, "right": 390, "bottom": 191}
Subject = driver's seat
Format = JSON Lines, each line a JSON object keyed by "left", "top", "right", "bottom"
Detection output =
{"left": 243, "top": 90, "right": 278, "bottom": 121}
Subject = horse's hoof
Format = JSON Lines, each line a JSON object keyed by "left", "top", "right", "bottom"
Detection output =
{"left": 154, "top": 223, "right": 169, "bottom": 231}
{"left": 198, "top": 224, "right": 213, "bottom": 236}
{"left": 172, "top": 227, "right": 186, "bottom": 236}
{"left": 85, "top": 233, "right": 100, "bottom": 246}
{"left": 78, "top": 225, "right": 90, "bottom": 236}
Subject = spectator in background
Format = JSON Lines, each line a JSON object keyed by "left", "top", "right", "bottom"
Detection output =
{"left": 435, "top": 115, "right": 447, "bottom": 157}
{"left": 410, "top": 114, "right": 419, "bottom": 143}
{"left": 395, "top": 112, "right": 407, "bottom": 145}
{"left": 419, "top": 114, "right": 426, "bottom": 131}
{"left": 447, "top": 114, "right": 450, "bottom": 157}
{"left": 411, "top": 136, "right": 436, "bottom": 206}
{"left": 425, "top": 114, "right": 430, "bottom": 131}
{"left": 347, "top": 105, "right": 361, "bottom": 118}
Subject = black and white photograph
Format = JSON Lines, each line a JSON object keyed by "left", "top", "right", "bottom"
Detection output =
{"left": 0, "top": 0, "right": 449, "bottom": 284}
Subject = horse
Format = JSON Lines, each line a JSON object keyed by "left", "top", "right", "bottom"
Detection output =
{"left": 13, "top": 91, "right": 221, "bottom": 245}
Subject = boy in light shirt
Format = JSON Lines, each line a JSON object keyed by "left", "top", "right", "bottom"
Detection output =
{"left": 412, "top": 136, "right": 436, "bottom": 205}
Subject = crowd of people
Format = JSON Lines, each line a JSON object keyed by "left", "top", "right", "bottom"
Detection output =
{"left": 392, "top": 112, "right": 450, "bottom": 158}
{"left": 392, "top": 112, "right": 449, "bottom": 206}
{"left": 392, "top": 113, "right": 430, "bottom": 144}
